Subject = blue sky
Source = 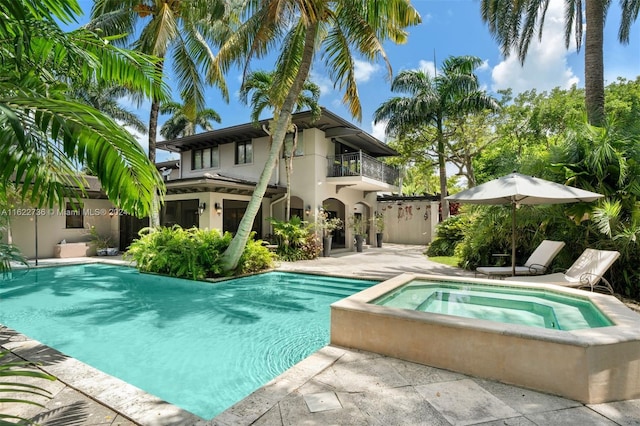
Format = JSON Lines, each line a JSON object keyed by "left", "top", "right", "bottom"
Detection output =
{"left": 71, "top": 1, "right": 639, "bottom": 162}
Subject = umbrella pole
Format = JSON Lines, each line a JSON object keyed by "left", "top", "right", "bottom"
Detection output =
{"left": 511, "top": 202, "right": 516, "bottom": 276}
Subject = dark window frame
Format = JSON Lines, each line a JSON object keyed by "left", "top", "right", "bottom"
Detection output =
{"left": 65, "top": 202, "right": 84, "bottom": 229}
{"left": 191, "top": 146, "right": 220, "bottom": 170}
{"left": 235, "top": 140, "right": 253, "bottom": 165}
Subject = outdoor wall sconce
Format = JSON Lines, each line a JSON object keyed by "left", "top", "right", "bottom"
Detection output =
{"left": 198, "top": 202, "right": 206, "bottom": 215}
{"left": 305, "top": 205, "right": 311, "bottom": 215}
{"left": 214, "top": 202, "right": 222, "bottom": 215}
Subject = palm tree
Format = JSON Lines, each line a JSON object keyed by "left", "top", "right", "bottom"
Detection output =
{"left": 239, "top": 70, "right": 321, "bottom": 220}
{"left": 69, "top": 83, "right": 148, "bottom": 133}
{"left": 89, "top": 0, "right": 229, "bottom": 226}
{"left": 211, "top": 0, "right": 421, "bottom": 272}
{"left": 89, "top": 0, "right": 230, "bottom": 159}
{"left": 159, "top": 99, "right": 221, "bottom": 139}
{"left": 374, "top": 56, "right": 500, "bottom": 220}
{"left": 0, "top": 0, "right": 165, "bottom": 218}
{"left": 479, "top": 0, "right": 639, "bottom": 127}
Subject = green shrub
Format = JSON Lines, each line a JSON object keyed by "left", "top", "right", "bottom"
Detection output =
{"left": 126, "top": 226, "right": 274, "bottom": 280}
{"left": 426, "top": 214, "right": 471, "bottom": 257}
{"left": 269, "top": 216, "right": 320, "bottom": 261}
{"left": 236, "top": 235, "right": 276, "bottom": 274}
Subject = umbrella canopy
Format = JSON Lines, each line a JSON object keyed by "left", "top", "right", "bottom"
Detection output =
{"left": 446, "top": 172, "right": 603, "bottom": 275}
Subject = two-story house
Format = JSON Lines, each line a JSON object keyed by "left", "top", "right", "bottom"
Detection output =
{"left": 6, "top": 108, "right": 438, "bottom": 260}
{"left": 143, "top": 107, "right": 401, "bottom": 250}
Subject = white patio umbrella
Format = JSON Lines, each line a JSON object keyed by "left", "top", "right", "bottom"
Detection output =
{"left": 446, "top": 172, "right": 603, "bottom": 275}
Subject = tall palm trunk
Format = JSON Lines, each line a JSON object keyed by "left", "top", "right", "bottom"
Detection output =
{"left": 585, "top": 0, "right": 606, "bottom": 126}
{"left": 221, "top": 24, "right": 318, "bottom": 272}
{"left": 437, "top": 118, "right": 449, "bottom": 220}
{"left": 148, "top": 60, "right": 164, "bottom": 227}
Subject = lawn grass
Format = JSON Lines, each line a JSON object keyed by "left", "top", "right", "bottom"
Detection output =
{"left": 426, "top": 256, "right": 461, "bottom": 267}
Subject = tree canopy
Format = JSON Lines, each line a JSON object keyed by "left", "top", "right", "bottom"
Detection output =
{"left": 0, "top": 0, "right": 166, "bottom": 217}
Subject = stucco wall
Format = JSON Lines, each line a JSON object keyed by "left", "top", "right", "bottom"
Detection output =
{"left": 376, "top": 200, "right": 439, "bottom": 245}
{"left": 3, "top": 199, "right": 118, "bottom": 259}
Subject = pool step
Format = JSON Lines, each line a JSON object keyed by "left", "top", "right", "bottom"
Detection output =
{"left": 284, "top": 282, "right": 371, "bottom": 299}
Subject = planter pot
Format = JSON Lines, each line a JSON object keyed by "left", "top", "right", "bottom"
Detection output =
{"left": 322, "top": 236, "right": 333, "bottom": 257}
{"left": 96, "top": 248, "right": 108, "bottom": 256}
{"left": 376, "top": 232, "right": 383, "bottom": 248}
{"left": 106, "top": 248, "right": 119, "bottom": 256}
{"left": 355, "top": 235, "right": 364, "bottom": 252}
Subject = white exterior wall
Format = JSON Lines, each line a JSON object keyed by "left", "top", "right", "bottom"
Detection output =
{"left": 181, "top": 135, "right": 278, "bottom": 185}
{"left": 3, "top": 199, "right": 118, "bottom": 259}
{"left": 377, "top": 200, "right": 437, "bottom": 245}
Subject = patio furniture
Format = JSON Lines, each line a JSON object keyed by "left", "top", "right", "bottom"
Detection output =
{"left": 476, "top": 240, "right": 566, "bottom": 278}
{"left": 509, "top": 248, "right": 620, "bottom": 294}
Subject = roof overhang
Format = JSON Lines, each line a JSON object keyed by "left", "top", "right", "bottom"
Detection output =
{"left": 157, "top": 108, "right": 397, "bottom": 157}
{"left": 165, "top": 174, "right": 286, "bottom": 197}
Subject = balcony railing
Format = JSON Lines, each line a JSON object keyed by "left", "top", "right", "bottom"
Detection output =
{"left": 327, "top": 152, "right": 399, "bottom": 186}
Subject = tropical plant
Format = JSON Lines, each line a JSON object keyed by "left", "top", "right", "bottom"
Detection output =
{"left": 239, "top": 70, "right": 321, "bottom": 220}
{"left": 213, "top": 0, "right": 421, "bottom": 272}
{"left": 479, "top": 0, "right": 639, "bottom": 126}
{"left": 89, "top": 0, "right": 230, "bottom": 164}
{"left": 374, "top": 213, "right": 385, "bottom": 233}
{"left": 268, "top": 216, "right": 318, "bottom": 261}
{"left": 0, "top": 240, "right": 29, "bottom": 275}
{"left": 348, "top": 215, "right": 368, "bottom": 236}
{"left": 373, "top": 56, "right": 500, "bottom": 220}
{"left": 426, "top": 214, "right": 471, "bottom": 257}
{"left": 159, "top": 98, "right": 221, "bottom": 139}
{"left": 0, "top": 0, "right": 166, "bottom": 218}
{"left": 239, "top": 70, "right": 322, "bottom": 124}
{"left": 316, "top": 210, "right": 343, "bottom": 239}
{"left": 68, "top": 82, "right": 147, "bottom": 133}
{"left": 125, "top": 225, "right": 274, "bottom": 279}
{"left": 87, "top": 226, "right": 114, "bottom": 250}
{"left": 0, "top": 350, "right": 56, "bottom": 424}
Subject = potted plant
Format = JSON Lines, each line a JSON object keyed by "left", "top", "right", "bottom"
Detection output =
{"left": 348, "top": 215, "right": 368, "bottom": 252}
{"left": 374, "top": 213, "right": 385, "bottom": 248}
{"left": 88, "top": 226, "right": 115, "bottom": 256}
{"left": 316, "top": 209, "right": 343, "bottom": 257}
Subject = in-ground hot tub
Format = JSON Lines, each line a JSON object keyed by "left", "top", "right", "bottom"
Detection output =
{"left": 330, "top": 273, "right": 640, "bottom": 403}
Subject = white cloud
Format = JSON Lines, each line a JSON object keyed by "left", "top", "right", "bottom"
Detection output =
{"left": 418, "top": 60, "right": 436, "bottom": 76}
{"left": 370, "top": 120, "right": 387, "bottom": 142}
{"left": 490, "top": 2, "right": 580, "bottom": 94}
{"left": 354, "top": 59, "right": 380, "bottom": 83}
{"left": 309, "top": 70, "right": 333, "bottom": 97}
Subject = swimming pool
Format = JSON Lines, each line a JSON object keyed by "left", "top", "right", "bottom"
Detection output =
{"left": 371, "top": 281, "right": 613, "bottom": 330}
{"left": 0, "top": 264, "right": 376, "bottom": 419}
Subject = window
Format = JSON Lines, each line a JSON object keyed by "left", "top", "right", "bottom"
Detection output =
{"left": 210, "top": 146, "right": 219, "bottom": 168}
{"left": 65, "top": 202, "right": 83, "bottom": 228}
{"left": 283, "top": 132, "right": 304, "bottom": 158}
{"left": 235, "top": 140, "right": 253, "bottom": 164}
{"left": 192, "top": 147, "right": 219, "bottom": 170}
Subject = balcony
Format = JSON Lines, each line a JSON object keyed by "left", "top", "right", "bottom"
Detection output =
{"left": 326, "top": 152, "right": 399, "bottom": 192}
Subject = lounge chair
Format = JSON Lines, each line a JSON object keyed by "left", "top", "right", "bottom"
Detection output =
{"left": 510, "top": 248, "right": 620, "bottom": 294}
{"left": 475, "top": 240, "right": 566, "bottom": 278}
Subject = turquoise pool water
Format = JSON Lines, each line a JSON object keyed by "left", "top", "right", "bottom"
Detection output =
{"left": 0, "top": 265, "right": 376, "bottom": 419}
{"left": 372, "top": 281, "right": 613, "bottom": 330}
